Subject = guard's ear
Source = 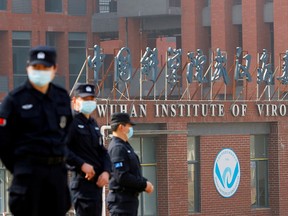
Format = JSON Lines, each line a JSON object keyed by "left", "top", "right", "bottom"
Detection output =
{"left": 72, "top": 96, "right": 79, "bottom": 111}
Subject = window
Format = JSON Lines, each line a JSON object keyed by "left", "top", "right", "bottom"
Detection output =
{"left": 12, "top": 0, "right": 32, "bottom": 14}
{"left": 68, "top": 32, "right": 87, "bottom": 89}
{"left": 45, "top": 0, "right": 62, "bottom": 13}
{"left": 0, "top": 0, "right": 7, "bottom": 10}
{"left": 250, "top": 135, "right": 269, "bottom": 208}
{"left": 129, "top": 137, "right": 157, "bottom": 216}
{"left": 68, "top": 0, "right": 86, "bottom": 15}
{"left": 12, "top": 31, "right": 31, "bottom": 88}
{"left": 0, "top": 167, "right": 4, "bottom": 213}
{"left": 46, "top": 32, "right": 66, "bottom": 88}
{"left": 233, "top": 0, "right": 242, "bottom": 5}
{"left": 204, "top": 0, "right": 211, "bottom": 7}
{"left": 188, "top": 137, "right": 200, "bottom": 213}
{"left": 0, "top": 161, "right": 12, "bottom": 214}
{"left": 169, "top": 0, "right": 181, "bottom": 7}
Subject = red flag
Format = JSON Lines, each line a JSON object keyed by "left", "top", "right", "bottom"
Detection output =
{"left": 0, "top": 118, "right": 6, "bottom": 126}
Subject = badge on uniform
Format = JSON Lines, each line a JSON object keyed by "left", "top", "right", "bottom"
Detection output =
{"left": 0, "top": 118, "right": 6, "bottom": 126}
{"left": 59, "top": 116, "right": 67, "bottom": 128}
{"left": 114, "top": 162, "right": 123, "bottom": 169}
{"left": 22, "top": 104, "right": 33, "bottom": 110}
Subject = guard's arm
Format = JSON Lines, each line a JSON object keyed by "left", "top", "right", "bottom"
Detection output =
{"left": 110, "top": 145, "right": 147, "bottom": 192}
{"left": 0, "top": 95, "right": 15, "bottom": 172}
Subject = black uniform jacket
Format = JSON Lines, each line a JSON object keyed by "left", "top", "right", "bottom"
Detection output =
{"left": 66, "top": 112, "right": 111, "bottom": 181}
{"left": 0, "top": 81, "right": 72, "bottom": 173}
{"left": 108, "top": 136, "right": 147, "bottom": 193}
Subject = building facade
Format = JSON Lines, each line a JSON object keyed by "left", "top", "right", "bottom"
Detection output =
{"left": 1, "top": 0, "right": 288, "bottom": 215}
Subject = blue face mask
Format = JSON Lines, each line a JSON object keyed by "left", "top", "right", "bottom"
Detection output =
{"left": 28, "top": 69, "right": 53, "bottom": 87}
{"left": 79, "top": 100, "right": 97, "bottom": 114}
{"left": 127, "top": 127, "right": 133, "bottom": 139}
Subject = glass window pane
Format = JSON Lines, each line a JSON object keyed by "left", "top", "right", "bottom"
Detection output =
{"left": 45, "top": 0, "right": 62, "bottom": 13}
{"left": 250, "top": 136, "right": 255, "bottom": 158}
{"left": 142, "top": 137, "right": 156, "bottom": 163}
{"left": 68, "top": 0, "right": 86, "bottom": 15}
{"left": 68, "top": 33, "right": 86, "bottom": 89}
{"left": 12, "top": 0, "right": 32, "bottom": 14}
{"left": 12, "top": 32, "right": 31, "bottom": 88}
{"left": 250, "top": 134, "right": 269, "bottom": 208}
{"left": 250, "top": 161, "right": 256, "bottom": 206}
{"left": 187, "top": 137, "right": 196, "bottom": 161}
{"left": 187, "top": 136, "right": 200, "bottom": 213}
{"left": 141, "top": 166, "right": 157, "bottom": 216}
{"left": 129, "top": 137, "right": 141, "bottom": 160}
{"left": 188, "top": 164, "right": 195, "bottom": 212}
{"left": 0, "top": 0, "right": 7, "bottom": 10}
{"left": 250, "top": 135, "right": 268, "bottom": 158}
{"left": 258, "top": 161, "right": 268, "bottom": 207}
{"left": 0, "top": 169, "right": 5, "bottom": 213}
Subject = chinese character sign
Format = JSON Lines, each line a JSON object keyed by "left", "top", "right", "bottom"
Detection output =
{"left": 186, "top": 49, "right": 207, "bottom": 84}
{"left": 195, "top": 49, "right": 208, "bottom": 83}
{"left": 212, "top": 48, "right": 229, "bottom": 85}
{"left": 87, "top": 45, "right": 105, "bottom": 83}
{"left": 277, "top": 50, "right": 288, "bottom": 85}
{"left": 167, "top": 47, "right": 182, "bottom": 88}
{"left": 186, "top": 51, "right": 195, "bottom": 84}
{"left": 257, "top": 49, "right": 274, "bottom": 85}
{"left": 140, "top": 47, "right": 158, "bottom": 83}
{"left": 234, "top": 47, "right": 252, "bottom": 82}
{"left": 114, "top": 47, "right": 132, "bottom": 82}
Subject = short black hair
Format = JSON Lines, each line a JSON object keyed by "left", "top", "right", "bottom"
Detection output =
{"left": 111, "top": 123, "right": 120, "bottom": 132}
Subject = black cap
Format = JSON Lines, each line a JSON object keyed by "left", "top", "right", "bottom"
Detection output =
{"left": 110, "top": 112, "right": 136, "bottom": 126}
{"left": 28, "top": 45, "right": 57, "bottom": 67}
{"left": 74, "top": 83, "right": 96, "bottom": 97}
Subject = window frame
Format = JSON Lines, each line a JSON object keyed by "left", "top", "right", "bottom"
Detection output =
{"left": 45, "top": 0, "right": 63, "bottom": 13}
{"left": 250, "top": 135, "right": 269, "bottom": 208}
{"left": 129, "top": 136, "right": 158, "bottom": 216}
{"left": 187, "top": 136, "right": 200, "bottom": 213}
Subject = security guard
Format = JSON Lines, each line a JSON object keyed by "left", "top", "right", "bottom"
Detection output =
{"left": 66, "top": 83, "right": 111, "bottom": 216}
{"left": 0, "top": 45, "right": 72, "bottom": 216}
{"left": 107, "top": 112, "right": 154, "bottom": 216}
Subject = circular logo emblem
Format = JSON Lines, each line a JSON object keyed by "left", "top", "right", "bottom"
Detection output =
{"left": 213, "top": 148, "right": 240, "bottom": 198}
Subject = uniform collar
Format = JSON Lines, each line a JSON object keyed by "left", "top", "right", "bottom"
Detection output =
{"left": 74, "top": 111, "right": 93, "bottom": 124}
{"left": 25, "top": 80, "right": 54, "bottom": 100}
{"left": 113, "top": 136, "right": 130, "bottom": 145}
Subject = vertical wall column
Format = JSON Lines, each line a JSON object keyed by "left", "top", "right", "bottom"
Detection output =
{"left": 242, "top": 0, "right": 270, "bottom": 100}
{"left": 166, "top": 122, "right": 188, "bottom": 216}
{"left": 181, "top": 0, "right": 210, "bottom": 99}
{"left": 274, "top": 1, "right": 288, "bottom": 98}
{"left": 272, "top": 121, "right": 288, "bottom": 215}
{"left": 57, "top": 33, "right": 69, "bottom": 89}
{"left": 119, "top": 17, "right": 146, "bottom": 68}
{"left": 0, "top": 31, "right": 11, "bottom": 96}
{"left": 269, "top": 122, "right": 280, "bottom": 216}
{"left": 156, "top": 133, "right": 169, "bottom": 216}
{"left": 211, "top": 0, "right": 239, "bottom": 97}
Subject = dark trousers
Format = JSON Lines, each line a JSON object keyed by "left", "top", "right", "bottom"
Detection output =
{"left": 9, "top": 164, "right": 71, "bottom": 216}
{"left": 70, "top": 175, "right": 103, "bottom": 216}
{"left": 107, "top": 191, "right": 139, "bottom": 216}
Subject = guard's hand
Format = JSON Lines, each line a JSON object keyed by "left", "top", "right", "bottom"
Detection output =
{"left": 145, "top": 181, "right": 154, "bottom": 194}
{"left": 96, "top": 171, "right": 109, "bottom": 187}
{"left": 81, "top": 163, "right": 95, "bottom": 181}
